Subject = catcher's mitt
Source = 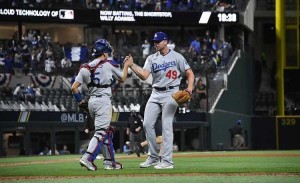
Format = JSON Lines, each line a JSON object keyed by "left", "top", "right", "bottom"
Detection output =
{"left": 172, "top": 90, "right": 192, "bottom": 105}
{"left": 84, "top": 113, "right": 94, "bottom": 134}
{"left": 78, "top": 101, "right": 89, "bottom": 115}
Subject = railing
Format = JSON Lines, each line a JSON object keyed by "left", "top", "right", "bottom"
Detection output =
{"left": 207, "top": 50, "right": 241, "bottom": 113}
{"left": 58, "top": 75, "right": 72, "bottom": 91}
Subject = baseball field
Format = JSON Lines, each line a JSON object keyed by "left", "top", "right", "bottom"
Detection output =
{"left": 0, "top": 150, "right": 300, "bottom": 183}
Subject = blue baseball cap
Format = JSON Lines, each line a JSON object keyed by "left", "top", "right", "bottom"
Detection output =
{"left": 152, "top": 32, "right": 168, "bottom": 41}
{"left": 236, "top": 120, "right": 242, "bottom": 124}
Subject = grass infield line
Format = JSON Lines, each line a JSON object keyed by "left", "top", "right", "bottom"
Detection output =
{"left": 0, "top": 150, "right": 299, "bottom": 182}
{"left": 1, "top": 172, "right": 300, "bottom": 181}
{"left": 1, "top": 151, "right": 300, "bottom": 167}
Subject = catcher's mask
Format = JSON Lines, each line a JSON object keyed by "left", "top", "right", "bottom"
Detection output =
{"left": 92, "top": 39, "right": 113, "bottom": 58}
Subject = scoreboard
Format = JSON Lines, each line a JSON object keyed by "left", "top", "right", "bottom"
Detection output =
{"left": 276, "top": 116, "right": 300, "bottom": 149}
{"left": 0, "top": 8, "right": 239, "bottom": 25}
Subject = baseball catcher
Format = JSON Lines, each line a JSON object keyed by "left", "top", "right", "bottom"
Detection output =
{"left": 72, "top": 38, "right": 133, "bottom": 171}
{"left": 172, "top": 89, "right": 192, "bottom": 105}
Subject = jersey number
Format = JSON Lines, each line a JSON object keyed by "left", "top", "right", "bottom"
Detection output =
{"left": 92, "top": 72, "right": 101, "bottom": 84}
{"left": 165, "top": 70, "right": 177, "bottom": 79}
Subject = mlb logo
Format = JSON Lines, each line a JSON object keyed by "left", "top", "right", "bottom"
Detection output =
{"left": 59, "top": 9, "right": 74, "bottom": 20}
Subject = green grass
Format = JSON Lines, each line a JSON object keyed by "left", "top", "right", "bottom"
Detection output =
{"left": 0, "top": 151, "right": 300, "bottom": 183}
{"left": 3, "top": 176, "right": 300, "bottom": 183}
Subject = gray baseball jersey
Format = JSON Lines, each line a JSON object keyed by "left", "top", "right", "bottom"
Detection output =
{"left": 143, "top": 49, "right": 190, "bottom": 165}
{"left": 75, "top": 58, "right": 124, "bottom": 130}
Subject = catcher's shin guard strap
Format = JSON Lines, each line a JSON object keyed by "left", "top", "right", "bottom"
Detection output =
{"left": 89, "top": 130, "right": 106, "bottom": 161}
{"left": 101, "top": 128, "right": 115, "bottom": 161}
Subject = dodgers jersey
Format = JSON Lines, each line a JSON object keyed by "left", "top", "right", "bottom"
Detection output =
{"left": 75, "top": 59, "right": 124, "bottom": 97}
{"left": 143, "top": 49, "right": 190, "bottom": 88}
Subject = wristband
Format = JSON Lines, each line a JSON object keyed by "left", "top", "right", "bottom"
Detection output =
{"left": 73, "top": 93, "right": 82, "bottom": 102}
{"left": 185, "top": 89, "right": 192, "bottom": 96}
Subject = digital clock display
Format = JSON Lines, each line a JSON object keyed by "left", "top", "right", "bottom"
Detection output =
{"left": 198, "top": 12, "right": 239, "bottom": 24}
{"left": 217, "top": 13, "right": 237, "bottom": 22}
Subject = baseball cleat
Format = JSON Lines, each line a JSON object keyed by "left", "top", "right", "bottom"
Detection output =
{"left": 154, "top": 162, "right": 174, "bottom": 169}
{"left": 140, "top": 157, "right": 159, "bottom": 168}
{"left": 103, "top": 160, "right": 123, "bottom": 170}
{"left": 79, "top": 158, "right": 97, "bottom": 171}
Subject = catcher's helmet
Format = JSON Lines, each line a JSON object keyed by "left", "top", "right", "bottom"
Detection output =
{"left": 92, "top": 39, "right": 113, "bottom": 57}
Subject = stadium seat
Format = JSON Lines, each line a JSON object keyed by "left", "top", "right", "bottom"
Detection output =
{"left": 34, "top": 101, "right": 42, "bottom": 111}
{"left": 123, "top": 105, "right": 130, "bottom": 112}
{"left": 20, "top": 102, "right": 29, "bottom": 111}
{"left": 0, "top": 101, "right": 8, "bottom": 111}
{"left": 112, "top": 105, "right": 118, "bottom": 112}
{"left": 27, "top": 101, "right": 35, "bottom": 111}
{"left": 129, "top": 103, "right": 135, "bottom": 111}
{"left": 41, "top": 102, "right": 49, "bottom": 111}
{"left": 12, "top": 101, "right": 20, "bottom": 111}
{"left": 54, "top": 104, "right": 60, "bottom": 112}
{"left": 134, "top": 103, "right": 140, "bottom": 112}
{"left": 125, "top": 87, "right": 134, "bottom": 97}
{"left": 118, "top": 104, "right": 125, "bottom": 112}
{"left": 48, "top": 101, "right": 55, "bottom": 111}
{"left": 60, "top": 104, "right": 67, "bottom": 112}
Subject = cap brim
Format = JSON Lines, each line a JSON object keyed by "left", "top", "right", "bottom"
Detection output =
{"left": 152, "top": 39, "right": 166, "bottom": 42}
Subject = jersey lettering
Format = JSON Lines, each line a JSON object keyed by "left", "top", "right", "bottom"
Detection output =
{"left": 152, "top": 61, "right": 176, "bottom": 73}
{"left": 165, "top": 70, "right": 178, "bottom": 79}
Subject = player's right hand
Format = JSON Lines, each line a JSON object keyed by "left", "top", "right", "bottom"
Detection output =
{"left": 124, "top": 54, "right": 134, "bottom": 67}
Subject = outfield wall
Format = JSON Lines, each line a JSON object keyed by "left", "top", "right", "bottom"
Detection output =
{"left": 209, "top": 52, "right": 255, "bottom": 150}
{"left": 0, "top": 111, "right": 209, "bottom": 156}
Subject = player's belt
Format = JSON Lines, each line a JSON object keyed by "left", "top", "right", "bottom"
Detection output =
{"left": 153, "top": 85, "right": 179, "bottom": 91}
{"left": 87, "top": 83, "right": 111, "bottom": 88}
{"left": 90, "top": 95, "right": 102, "bottom": 98}
{"left": 96, "top": 84, "right": 111, "bottom": 88}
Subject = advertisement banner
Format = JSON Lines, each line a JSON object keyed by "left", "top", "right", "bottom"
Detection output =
{"left": 0, "top": 111, "right": 204, "bottom": 123}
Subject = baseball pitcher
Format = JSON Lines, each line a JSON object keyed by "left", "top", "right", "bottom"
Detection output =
{"left": 128, "top": 32, "right": 195, "bottom": 169}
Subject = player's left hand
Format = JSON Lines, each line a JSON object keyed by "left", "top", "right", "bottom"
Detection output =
{"left": 78, "top": 100, "right": 89, "bottom": 115}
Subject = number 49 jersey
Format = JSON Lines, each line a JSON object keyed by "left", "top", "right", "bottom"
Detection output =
{"left": 143, "top": 49, "right": 191, "bottom": 88}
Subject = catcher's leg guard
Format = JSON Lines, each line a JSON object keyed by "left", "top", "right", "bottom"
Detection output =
{"left": 102, "top": 127, "right": 115, "bottom": 162}
{"left": 102, "top": 127, "right": 123, "bottom": 169}
{"left": 83, "top": 129, "right": 107, "bottom": 162}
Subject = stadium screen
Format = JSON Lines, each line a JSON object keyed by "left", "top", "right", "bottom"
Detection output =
{"left": 0, "top": 8, "right": 239, "bottom": 25}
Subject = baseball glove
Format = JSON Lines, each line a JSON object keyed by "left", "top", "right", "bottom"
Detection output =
{"left": 84, "top": 113, "right": 94, "bottom": 134}
{"left": 78, "top": 101, "right": 89, "bottom": 115}
{"left": 172, "top": 90, "right": 192, "bottom": 105}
